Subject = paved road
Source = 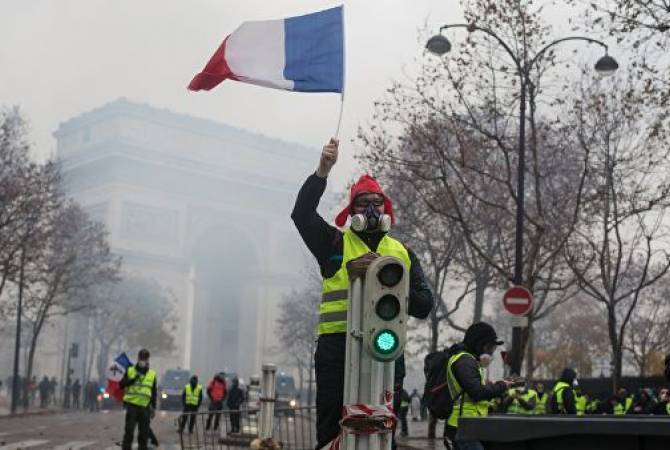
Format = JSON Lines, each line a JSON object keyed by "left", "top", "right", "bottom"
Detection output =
{"left": 0, "top": 409, "right": 182, "bottom": 450}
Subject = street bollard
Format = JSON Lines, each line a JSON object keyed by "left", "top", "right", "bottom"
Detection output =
{"left": 259, "top": 363, "right": 277, "bottom": 440}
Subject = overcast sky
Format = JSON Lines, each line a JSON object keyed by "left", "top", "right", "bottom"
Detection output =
{"left": 0, "top": 0, "right": 468, "bottom": 190}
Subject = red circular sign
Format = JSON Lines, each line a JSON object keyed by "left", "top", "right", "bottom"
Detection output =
{"left": 503, "top": 286, "right": 533, "bottom": 316}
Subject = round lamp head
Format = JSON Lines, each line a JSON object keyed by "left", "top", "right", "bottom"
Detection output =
{"left": 373, "top": 329, "right": 399, "bottom": 355}
{"left": 426, "top": 34, "right": 452, "bottom": 56}
{"left": 376, "top": 295, "right": 401, "bottom": 321}
{"left": 595, "top": 54, "right": 619, "bottom": 76}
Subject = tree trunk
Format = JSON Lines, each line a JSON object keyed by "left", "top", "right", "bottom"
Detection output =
{"left": 607, "top": 306, "right": 621, "bottom": 391}
{"left": 24, "top": 326, "right": 41, "bottom": 408}
{"left": 472, "top": 271, "right": 487, "bottom": 323}
{"left": 430, "top": 305, "right": 439, "bottom": 354}
{"left": 97, "top": 343, "right": 111, "bottom": 384}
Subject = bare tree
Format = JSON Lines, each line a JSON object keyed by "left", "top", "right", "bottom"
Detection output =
{"left": 532, "top": 299, "right": 610, "bottom": 379}
{"left": 20, "top": 202, "right": 120, "bottom": 404}
{"left": 357, "top": 0, "right": 593, "bottom": 375}
{"left": 623, "top": 278, "right": 670, "bottom": 376}
{"left": 564, "top": 73, "right": 670, "bottom": 389}
{"left": 275, "top": 269, "right": 320, "bottom": 406}
{"left": 576, "top": 0, "right": 670, "bottom": 118}
{"left": 89, "top": 276, "right": 177, "bottom": 382}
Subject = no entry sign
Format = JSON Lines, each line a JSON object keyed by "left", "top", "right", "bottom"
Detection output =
{"left": 503, "top": 286, "right": 533, "bottom": 316}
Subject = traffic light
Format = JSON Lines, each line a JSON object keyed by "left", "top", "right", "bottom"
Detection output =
{"left": 362, "top": 256, "right": 409, "bottom": 362}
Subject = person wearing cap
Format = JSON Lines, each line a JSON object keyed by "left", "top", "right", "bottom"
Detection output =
{"left": 119, "top": 349, "right": 157, "bottom": 450}
{"left": 444, "top": 322, "right": 511, "bottom": 450}
{"left": 291, "top": 138, "right": 434, "bottom": 450}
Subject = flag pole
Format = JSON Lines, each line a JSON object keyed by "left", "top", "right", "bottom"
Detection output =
{"left": 335, "top": 4, "right": 346, "bottom": 139}
{"left": 334, "top": 94, "right": 345, "bottom": 138}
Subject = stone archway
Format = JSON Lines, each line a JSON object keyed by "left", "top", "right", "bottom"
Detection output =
{"left": 189, "top": 225, "right": 259, "bottom": 380}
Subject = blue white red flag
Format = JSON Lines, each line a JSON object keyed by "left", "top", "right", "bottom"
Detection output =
{"left": 188, "top": 6, "right": 344, "bottom": 93}
{"left": 105, "top": 352, "right": 132, "bottom": 402}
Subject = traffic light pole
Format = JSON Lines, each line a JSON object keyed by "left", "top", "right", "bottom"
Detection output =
{"left": 341, "top": 256, "right": 408, "bottom": 450}
{"left": 343, "top": 276, "right": 393, "bottom": 450}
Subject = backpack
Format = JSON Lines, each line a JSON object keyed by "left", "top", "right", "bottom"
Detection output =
{"left": 422, "top": 348, "right": 462, "bottom": 419}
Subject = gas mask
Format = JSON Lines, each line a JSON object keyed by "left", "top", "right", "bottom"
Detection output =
{"left": 479, "top": 353, "right": 493, "bottom": 368}
{"left": 572, "top": 379, "right": 579, "bottom": 388}
{"left": 137, "top": 360, "right": 149, "bottom": 369}
{"left": 351, "top": 204, "right": 391, "bottom": 233}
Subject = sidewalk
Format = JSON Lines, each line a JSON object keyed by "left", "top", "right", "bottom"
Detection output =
{"left": 396, "top": 418, "right": 443, "bottom": 450}
{"left": 0, "top": 394, "right": 63, "bottom": 418}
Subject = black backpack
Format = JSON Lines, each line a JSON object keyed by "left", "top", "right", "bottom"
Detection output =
{"left": 422, "top": 348, "right": 462, "bottom": 419}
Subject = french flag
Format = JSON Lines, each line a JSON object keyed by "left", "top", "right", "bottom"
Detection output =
{"left": 105, "top": 352, "right": 131, "bottom": 402}
{"left": 188, "top": 6, "right": 344, "bottom": 93}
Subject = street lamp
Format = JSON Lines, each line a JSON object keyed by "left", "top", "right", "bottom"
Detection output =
{"left": 426, "top": 24, "right": 618, "bottom": 376}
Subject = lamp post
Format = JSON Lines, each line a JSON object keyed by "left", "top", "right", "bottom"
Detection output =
{"left": 427, "top": 25, "right": 618, "bottom": 376}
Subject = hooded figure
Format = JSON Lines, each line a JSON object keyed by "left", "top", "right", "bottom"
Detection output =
{"left": 227, "top": 377, "right": 245, "bottom": 433}
{"left": 179, "top": 375, "right": 202, "bottom": 434}
{"left": 550, "top": 368, "right": 577, "bottom": 414}
{"left": 205, "top": 372, "right": 227, "bottom": 431}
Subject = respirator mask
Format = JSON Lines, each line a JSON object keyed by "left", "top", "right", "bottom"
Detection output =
{"left": 351, "top": 203, "right": 391, "bottom": 233}
{"left": 479, "top": 353, "right": 493, "bottom": 368}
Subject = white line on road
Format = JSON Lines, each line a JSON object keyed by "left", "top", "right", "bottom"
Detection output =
{"left": 0, "top": 433, "right": 8, "bottom": 437}
{"left": 0, "top": 440, "right": 49, "bottom": 450}
{"left": 50, "top": 441, "right": 97, "bottom": 450}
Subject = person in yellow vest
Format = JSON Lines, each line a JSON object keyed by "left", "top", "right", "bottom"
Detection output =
{"left": 534, "top": 383, "right": 548, "bottom": 415}
{"left": 549, "top": 368, "right": 577, "bottom": 414}
{"left": 444, "top": 322, "right": 512, "bottom": 450}
{"left": 613, "top": 388, "right": 633, "bottom": 415}
{"left": 119, "top": 349, "right": 157, "bottom": 450}
{"left": 503, "top": 384, "right": 537, "bottom": 415}
{"left": 291, "top": 138, "right": 434, "bottom": 450}
{"left": 179, "top": 375, "right": 203, "bottom": 434}
{"left": 574, "top": 387, "right": 588, "bottom": 416}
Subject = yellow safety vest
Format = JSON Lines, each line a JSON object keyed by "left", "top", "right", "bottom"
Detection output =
{"left": 535, "top": 392, "right": 548, "bottom": 414}
{"left": 552, "top": 381, "right": 573, "bottom": 414}
{"left": 123, "top": 366, "right": 156, "bottom": 408}
{"left": 446, "top": 351, "right": 490, "bottom": 427}
{"left": 507, "top": 388, "right": 538, "bottom": 415}
{"left": 575, "top": 394, "right": 587, "bottom": 416}
{"left": 319, "top": 229, "right": 411, "bottom": 335}
{"left": 614, "top": 396, "right": 633, "bottom": 415}
{"left": 184, "top": 383, "right": 202, "bottom": 406}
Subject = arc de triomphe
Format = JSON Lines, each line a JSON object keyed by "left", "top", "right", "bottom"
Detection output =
{"left": 55, "top": 98, "right": 326, "bottom": 379}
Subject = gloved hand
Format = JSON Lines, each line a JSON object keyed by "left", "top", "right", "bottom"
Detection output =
{"left": 150, "top": 408, "right": 156, "bottom": 419}
{"left": 346, "top": 252, "right": 379, "bottom": 280}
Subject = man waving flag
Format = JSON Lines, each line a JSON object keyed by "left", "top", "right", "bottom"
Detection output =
{"left": 188, "top": 5, "right": 344, "bottom": 93}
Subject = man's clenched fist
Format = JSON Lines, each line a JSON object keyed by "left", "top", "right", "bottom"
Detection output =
{"left": 316, "top": 137, "right": 339, "bottom": 178}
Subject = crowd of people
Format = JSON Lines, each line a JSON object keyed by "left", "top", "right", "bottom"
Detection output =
{"left": 2, "top": 374, "right": 103, "bottom": 412}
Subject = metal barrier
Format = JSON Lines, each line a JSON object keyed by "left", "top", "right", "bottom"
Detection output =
{"left": 177, "top": 406, "right": 317, "bottom": 450}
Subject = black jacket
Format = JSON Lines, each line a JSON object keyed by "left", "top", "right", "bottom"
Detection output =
{"left": 448, "top": 344, "right": 506, "bottom": 404}
{"left": 227, "top": 386, "right": 245, "bottom": 409}
{"left": 291, "top": 173, "right": 435, "bottom": 381}
{"left": 119, "top": 364, "right": 157, "bottom": 409}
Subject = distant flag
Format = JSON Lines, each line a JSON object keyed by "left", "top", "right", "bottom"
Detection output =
{"left": 105, "top": 352, "right": 132, "bottom": 402}
{"left": 188, "top": 6, "right": 344, "bottom": 94}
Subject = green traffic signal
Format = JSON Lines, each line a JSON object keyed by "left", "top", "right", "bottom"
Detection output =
{"left": 373, "top": 329, "right": 399, "bottom": 355}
